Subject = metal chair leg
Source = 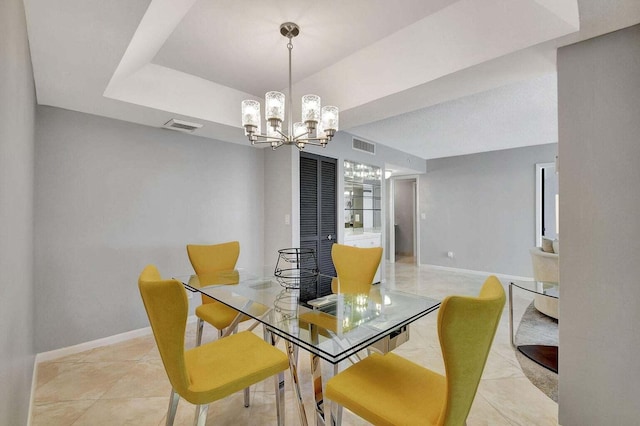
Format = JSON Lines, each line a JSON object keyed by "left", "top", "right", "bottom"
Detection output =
{"left": 166, "top": 388, "right": 180, "bottom": 426}
{"left": 244, "top": 386, "right": 251, "bottom": 407}
{"left": 275, "top": 370, "right": 285, "bottom": 426}
{"left": 194, "top": 404, "right": 209, "bottom": 426}
{"left": 196, "top": 318, "right": 204, "bottom": 346}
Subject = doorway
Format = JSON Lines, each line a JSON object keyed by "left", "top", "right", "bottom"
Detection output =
{"left": 390, "top": 177, "right": 418, "bottom": 264}
{"left": 535, "top": 162, "right": 558, "bottom": 247}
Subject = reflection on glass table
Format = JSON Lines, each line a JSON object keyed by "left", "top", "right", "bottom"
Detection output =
{"left": 509, "top": 281, "right": 559, "bottom": 373}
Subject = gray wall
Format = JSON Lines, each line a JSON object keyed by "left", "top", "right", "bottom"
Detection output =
{"left": 32, "top": 113, "right": 424, "bottom": 352}
{"left": 34, "top": 107, "right": 265, "bottom": 352}
{"left": 0, "top": 0, "right": 36, "bottom": 423}
{"left": 264, "top": 145, "right": 298, "bottom": 267}
{"left": 558, "top": 24, "right": 640, "bottom": 425}
{"left": 420, "top": 144, "right": 557, "bottom": 276}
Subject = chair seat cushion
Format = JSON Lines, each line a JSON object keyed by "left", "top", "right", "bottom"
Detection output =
{"left": 195, "top": 301, "right": 247, "bottom": 330}
{"left": 184, "top": 331, "right": 288, "bottom": 404}
{"left": 298, "top": 311, "right": 337, "bottom": 337}
{"left": 326, "top": 352, "right": 446, "bottom": 426}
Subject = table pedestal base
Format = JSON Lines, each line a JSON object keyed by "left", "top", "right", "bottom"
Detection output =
{"left": 517, "top": 344, "right": 558, "bottom": 373}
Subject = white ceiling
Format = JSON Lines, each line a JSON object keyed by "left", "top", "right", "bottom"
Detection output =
{"left": 23, "top": 0, "right": 640, "bottom": 160}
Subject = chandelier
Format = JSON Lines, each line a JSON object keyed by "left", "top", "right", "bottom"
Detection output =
{"left": 241, "top": 23, "right": 339, "bottom": 150}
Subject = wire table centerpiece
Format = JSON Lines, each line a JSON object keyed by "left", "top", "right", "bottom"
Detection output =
{"left": 274, "top": 248, "right": 319, "bottom": 289}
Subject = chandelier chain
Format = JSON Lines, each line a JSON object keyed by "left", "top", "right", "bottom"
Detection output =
{"left": 288, "top": 39, "right": 293, "bottom": 137}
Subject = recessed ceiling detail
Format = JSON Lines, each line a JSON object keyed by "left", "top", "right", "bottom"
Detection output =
{"left": 27, "top": 0, "right": 640, "bottom": 159}
{"left": 102, "top": 0, "right": 579, "bottom": 132}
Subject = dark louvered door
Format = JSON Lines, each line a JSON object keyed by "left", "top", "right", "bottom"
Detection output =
{"left": 300, "top": 153, "right": 337, "bottom": 298}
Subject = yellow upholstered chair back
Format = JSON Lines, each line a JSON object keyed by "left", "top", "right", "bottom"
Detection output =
{"left": 437, "top": 275, "right": 506, "bottom": 426}
{"left": 187, "top": 241, "right": 240, "bottom": 274}
{"left": 331, "top": 244, "right": 383, "bottom": 295}
{"left": 187, "top": 241, "right": 240, "bottom": 304}
{"left": 138, "top": 265, "right": 190, "bottom": 397}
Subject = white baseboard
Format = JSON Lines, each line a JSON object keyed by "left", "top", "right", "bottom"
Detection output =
{"left": 28, "top": 315, "right": 198, "bottom": 423}
{"left": 29, "top": 326, "right": 153, "bottom": 425}
{"left": 35, "top": 326, "right": 152, "bottom": 364}
{"left": 34, "top": 315, "right": 198, "bottom": 364}
{"left": 421, "top": 263, "right": 533, "bottom": 282}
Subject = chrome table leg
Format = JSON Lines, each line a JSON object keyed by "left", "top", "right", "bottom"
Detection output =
{"left": 309, "top": 324, "right": 326, "bottom": 426}
{"left": 330, "top": 402, "right": 343, "bottom": 426}
{"left": 286, "top": 339, "right": 309, "bottom": 426}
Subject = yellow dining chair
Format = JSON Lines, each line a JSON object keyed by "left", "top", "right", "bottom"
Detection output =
{"left": 326, "top": 275, "right": 506, "bottom": 426}
{"left": 331, "top": 243, "right": 383, "bottom": 295}
{"left": 186, "top": 241, "right": 248, "bottom": 346}
{"left": 138, "top": 265, "right": 289, "bottom": 426}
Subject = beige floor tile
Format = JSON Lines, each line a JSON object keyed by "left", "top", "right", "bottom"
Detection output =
{"left": 159, "top": 397, "right": 201, "bottom": 426}
{"left": 244, "top": 389, "right": 288, "bottom": 423}
{"left": 204, "top": 392, "right": 252, "bottom": 424}
{"left": 140, "top": 344, "right": 162, "bottom": 361}
{"left": 47, "top": 350, "right": 91, "bottom": 363}
{"left": 79, "top": 335, "right": 156, "bottom": 362}
{"left": 477, "top": 377, "right": 558, "bottom": 426}
{"left": 466, "top": 392, "right": 514, "bottom": 426}
{"left": 31, "top": 400, "right": 96, "bottom": 426}
{"left": 480, "top": 351, "right": 526, "bottom": 380}
{"left": 35, "top": 361, "right": 135, "bottom": 403}
{"left": 101, "top": 359, "right": 171, "bottom": 399}
{"left": 35, "top": 361, "right": 67, "bottom": 389}
{"left": 72, "top": 397, "right": 168, "bottom": 426}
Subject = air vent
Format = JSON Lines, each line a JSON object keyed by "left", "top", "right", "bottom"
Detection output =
{"left": 163, "top": 119, "right": 203, "bottom": 133}
{"left": 352, "top": 138, "right": 376, "bottom": 155}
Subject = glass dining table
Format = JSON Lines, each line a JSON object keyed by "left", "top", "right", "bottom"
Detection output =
{"left": 174, "top": 269, "right": 440, "bottom": 426}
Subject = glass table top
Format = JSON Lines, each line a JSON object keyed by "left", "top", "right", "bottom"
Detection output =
{"left": 510, "top": 281, "right": 559, "bottom": 298}
{"left": 174, "top": 269, "right": 440, "bottom": 364}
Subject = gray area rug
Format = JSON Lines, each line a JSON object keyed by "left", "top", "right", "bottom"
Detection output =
{"left": 514, "top": 302, "right": 558, "bottom": 402}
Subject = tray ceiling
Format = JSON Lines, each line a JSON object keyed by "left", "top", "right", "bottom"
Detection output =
{"left": 23, "top": 0, "right": 640, "bottom": 159}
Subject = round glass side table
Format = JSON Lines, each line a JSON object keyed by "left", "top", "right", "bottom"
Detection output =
{"left": 509, "top": 281, "right": 559, "bottom": 373}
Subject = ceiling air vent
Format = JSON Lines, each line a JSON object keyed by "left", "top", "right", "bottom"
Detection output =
{"left": 352, "top": 138, "right": 376, "bottom": 155}
{"left": 162, "top": 119, "right": 203, "bottom": 133}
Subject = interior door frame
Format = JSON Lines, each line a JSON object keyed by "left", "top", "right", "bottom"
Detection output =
{"left": 388, "top": 175, "right": 420, "bottom": 264}
{"left": 535, "top": 162, "right": 556, "bottom": 247}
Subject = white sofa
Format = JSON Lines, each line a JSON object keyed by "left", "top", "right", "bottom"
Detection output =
{"left": 529, "top": 247, "right": 559, "bottom": 319}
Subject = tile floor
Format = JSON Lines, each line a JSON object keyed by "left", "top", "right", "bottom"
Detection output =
{"left": 31, "top": 262, "right": 558, "bottom": 425}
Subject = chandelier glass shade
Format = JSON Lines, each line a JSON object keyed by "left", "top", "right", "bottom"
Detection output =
{"left": 241, "top": 22, "right": 339, "bottom": 150}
